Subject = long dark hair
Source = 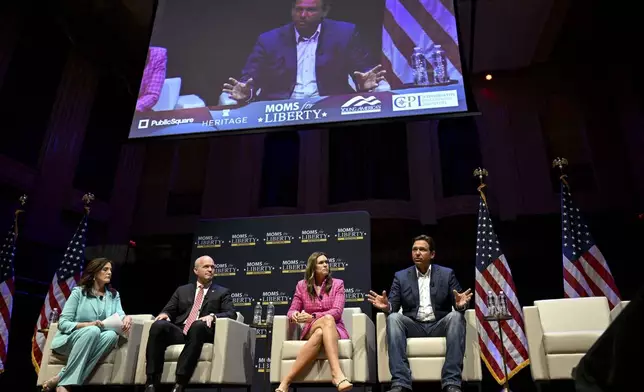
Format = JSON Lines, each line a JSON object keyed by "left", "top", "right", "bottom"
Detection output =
{"left": 78, "top": 257, "right": 115, "bottom": 296}
{"left": 304, "top": 251, "right": 333, "bottom": 299}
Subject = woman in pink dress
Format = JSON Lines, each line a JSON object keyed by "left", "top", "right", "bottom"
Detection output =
{"left": 275, "top": 251, "right": 352, "bottom": 392}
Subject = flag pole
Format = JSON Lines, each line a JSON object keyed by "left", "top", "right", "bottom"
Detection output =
{"left": 14, "top": 194, "right": 27, "bottom": 238}
{"left": 474, "top": 168, "right": 513, "bottom": 392}
{"left": 473, "top": 167, "right": 489, "bottom": 206}
{"left": 0, "top": 195, "right": 27, "bottom": 378}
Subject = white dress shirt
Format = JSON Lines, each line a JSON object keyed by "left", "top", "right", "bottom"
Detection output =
{"left": 416, "top": 265, "right": 435, "bottom": 321}
{"left": 291, "top": 25, "right": 321, "bottom": 99}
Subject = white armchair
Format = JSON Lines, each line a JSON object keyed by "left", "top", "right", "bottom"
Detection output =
{"left": 134, "top": 312, "right": 255, "bottom": 386}
{"left": 152, "top": 77, "right": 205, "bottom": 111}
{"left": 37, "top": 314, "right": 153, "bottom": 386}
{"left": 376, "top": 310, "right": 482, "bottom": 386}
{"left": 270, "top": 308, "right": 376, "bottom": 386}
{"left": 524, "top": 297, "right": 610, "bottom": 383}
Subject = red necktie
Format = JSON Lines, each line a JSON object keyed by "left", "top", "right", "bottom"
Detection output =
{"left": 183, "top": 285, "right": 205, "bottom": 334}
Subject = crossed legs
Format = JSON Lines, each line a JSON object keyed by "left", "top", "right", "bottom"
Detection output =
{"left": 277, "top": 315, "right": 352, "bottom": 392}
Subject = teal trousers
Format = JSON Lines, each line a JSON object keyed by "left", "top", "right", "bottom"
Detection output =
{"left": 54, "top": 326, "right": 118, "bottom": 386}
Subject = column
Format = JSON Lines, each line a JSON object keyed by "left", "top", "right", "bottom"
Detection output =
{"left": 107, "top": 143, "right": 147, "bottom": 243}
{"left": 298, "top": 129, "right": 324, "bottom": 213}
{"left": 0, "top": 5, "right": 23, "bottom": 90}
{"left": 474, "top": 82, "right": 521, "bottom": 221}
{"left": 26, "top": 50, "right": 98, "bottom": 245}
{"left": 407, "top": 120, "right": 438, "bottom": 225}
{"left": 201, "top": 134, "right": 264, "bottom": 219}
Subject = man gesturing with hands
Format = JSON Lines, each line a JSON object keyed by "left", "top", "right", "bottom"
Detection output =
{"left": 367, "top": 235, "right": 473, "bottom": 392}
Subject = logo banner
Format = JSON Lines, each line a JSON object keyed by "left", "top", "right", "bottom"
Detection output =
{"left": 190, "top": 211, "right": 371, "bottom": 390}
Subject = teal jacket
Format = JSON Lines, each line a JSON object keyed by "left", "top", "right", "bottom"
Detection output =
{"left": 51, "top": 286, "right": 126, "bottom": 350}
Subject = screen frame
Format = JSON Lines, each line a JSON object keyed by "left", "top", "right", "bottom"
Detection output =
{"left": 126, "top": 0, "right": 480, "bottom": 143}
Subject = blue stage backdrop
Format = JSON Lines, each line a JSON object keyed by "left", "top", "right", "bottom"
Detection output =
{"left": 189, "top": 211, "right": 372, "bottom": 390}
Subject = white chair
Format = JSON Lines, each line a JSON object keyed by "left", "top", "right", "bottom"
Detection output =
{"left": 609, "top": 300, "right": 631, "bottom": 322}
{"left": 152, "top": 77, "right": 205, "bottom": 111}
{"left": 134, "top": 312, "right": 255, "bottom": 387}
{"left": 270, "top": 308, "right": 376, "bottom": 387}
{"left": 524, "top": 297, "right": 611, "bottom": 385}
{"left": 376, "top": 310, "right": 482, "bottom": 388}
{"left": 37, "top": 314, "right": 153, "bottom": 386}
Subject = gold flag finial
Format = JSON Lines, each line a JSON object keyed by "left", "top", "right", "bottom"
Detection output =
{"left": 552, "top": 157, "right": 570, "bottom": 188}
{"left": 552, "top": 157, "right": 568, "bottom": 172}
{"left": 473, "top": 167, "right": 489, "bottom": 185}
{"left": 19, "top": 194, "right": 27, "bottom": 206}
{"left": 82, "top": 193, "right": 95, "bottom": 215}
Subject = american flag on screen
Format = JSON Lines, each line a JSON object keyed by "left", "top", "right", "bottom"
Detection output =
{"left": 560, "top": 177, "right": 620, "bottom": 309}
{"left": 382, "top": 0, "right": 463, "bottom": 88}
{"left": 31, "top": 214, "right": 88, "bottom": 371}
{"left": 0, "top": 216, "right": 20, "bottom": 375}
{"left": 474, "top": 187, "right": 529, "bottom": 384}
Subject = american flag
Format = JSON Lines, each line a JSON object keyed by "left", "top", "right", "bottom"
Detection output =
{"left": 382, "top": 0, "right": 463, "bottom": 88}
{"left": 31, "top": 214, "right": 88, "bottom": 371}
{"left": 0, "top": 219, "right": 19, "bottom": 375}
{"left": 560, "top": 179, "right": 620, "bottom": 309}
{"left": 474, "top": 191, "right": 529, "bottom": 384}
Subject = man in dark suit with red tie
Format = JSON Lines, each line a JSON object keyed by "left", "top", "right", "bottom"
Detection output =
{"left": 144, "top": 256, "right": 236, "bottom": 392}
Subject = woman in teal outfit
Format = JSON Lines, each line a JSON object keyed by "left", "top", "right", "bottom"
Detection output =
{"left": 41, "top": 258, "right": 133, "bottom": 392}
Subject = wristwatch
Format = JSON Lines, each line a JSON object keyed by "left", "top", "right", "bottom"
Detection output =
{"left": 209, "top": 313, "right": 215, "bottom": 319}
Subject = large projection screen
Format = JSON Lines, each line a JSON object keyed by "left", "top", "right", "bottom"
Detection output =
{"left": 129, "top": 0, "right": 470, "bottom": 139}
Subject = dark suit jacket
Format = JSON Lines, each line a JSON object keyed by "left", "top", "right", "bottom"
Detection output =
{"left": 240, "top": 19, "right": 375, "bottom": 101}
{"left": 161, "top": 283, "right": 236, "bottom": 326}
{"left": 387, "top": 264, "right": 466, "bottom": 322}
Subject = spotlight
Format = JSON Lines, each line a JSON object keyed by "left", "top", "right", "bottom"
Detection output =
{"left": 485, "top": 74, "right": 493, "bottom": 81}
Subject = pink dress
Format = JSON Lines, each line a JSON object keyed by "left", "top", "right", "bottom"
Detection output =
{"left": 287, "top": 278, "right": 349, "bottom": 340}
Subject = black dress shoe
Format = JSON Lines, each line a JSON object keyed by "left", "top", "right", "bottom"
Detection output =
{"left": 171, "top": 384, "right": 186, "bottom": 392}
{"left": 386, "top": 387, "right": 411, "bottom": 392}
{"left": 443, "top": 386, "right": 462, "bottom": 392}
{"left": 143, "top": 385, "right": 156, "bottom": 392}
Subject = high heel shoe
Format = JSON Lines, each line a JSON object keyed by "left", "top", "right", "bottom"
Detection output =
{"left": 333, "top": 378, "right": 353, "bottom": 392}
{"left": 41, "top": 375, "right": 60, "bottom": 391}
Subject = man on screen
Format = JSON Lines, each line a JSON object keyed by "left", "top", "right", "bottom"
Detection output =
{"left": 222, "top": 0, "right": 388, "bottom": 102}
